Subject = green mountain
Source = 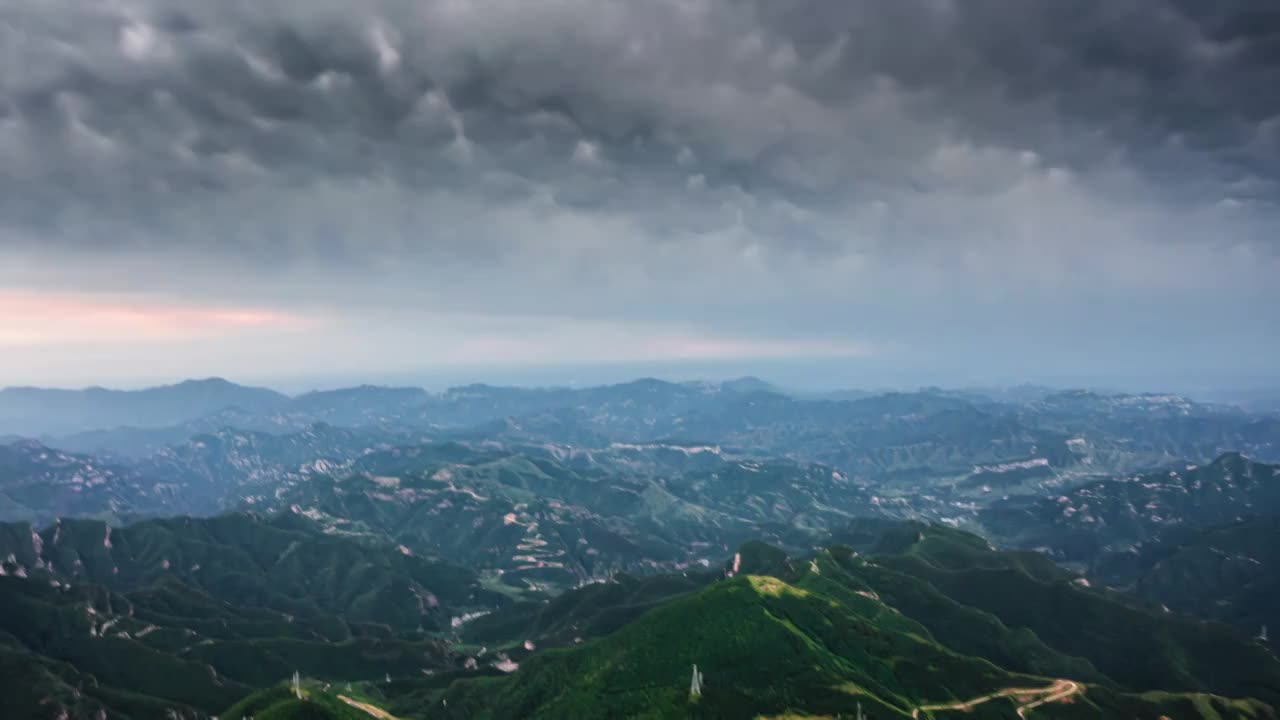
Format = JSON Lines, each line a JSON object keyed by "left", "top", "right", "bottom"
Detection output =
{"left": 459, "top": 568, "right": 721, "bottom": 654}
{"left": 1093, "top": 515, "right": 1279, "bottom": 647}
{"left": 222, "top": 683, "right": 390, "bottom": 720}
{"left": 980, "top": 453, "right": 1280, "bottom": 567}
{"left": 0, "top": 513, "right": 506, "bottom": 718}
{"left": 404, "top": 524, "right": 1280, "bottom": 718}
{"left": 254, "top": 442, "right": 882, "bottom": 595}
{"left": 1, "top": 513, "right": 498, "bottom": 630}
{"left": 867, "top": 524, "right": 1279, "bottom": 702}
{"left": 976, "top": 454, "right": 1280, "bottom": 653}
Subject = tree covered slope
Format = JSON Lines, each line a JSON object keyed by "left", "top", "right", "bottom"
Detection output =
{"left": 399, "top": 524, "right": 1280, "bottom": 719}
{"left": 0, "top": 513, "right": 507, "bottom": 718}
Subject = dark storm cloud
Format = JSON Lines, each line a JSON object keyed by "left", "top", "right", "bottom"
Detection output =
{"left": 1, "top": 0, "right": 1278, "bottom": 304}
{"left": 2, "top": 0, "right": 1280, "bottom": 388}
{"left": 748, "top": 1, "right": 1280, "bottom": 199}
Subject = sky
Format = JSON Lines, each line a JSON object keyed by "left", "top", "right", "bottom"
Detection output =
{"left": 1, "top": 0, "right": 1278, "bottom": 391}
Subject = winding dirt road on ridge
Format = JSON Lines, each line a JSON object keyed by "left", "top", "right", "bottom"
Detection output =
{"left": 338, "top": 694, "right": 399, "bottom": 720}
{"left": 910, "top": 679, "right": 1082, "bottom": 718}
{"left": 1016, "top": 680, "right": 1082, "bottom": 718}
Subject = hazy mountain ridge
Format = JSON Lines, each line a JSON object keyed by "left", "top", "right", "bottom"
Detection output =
{"left": 979, "top": 453, "right": 1280, "bottom": 565}
{"left": 0, "top": 378, "right": 288, "bottom": 437}
{"left": 244, "top": 442, "right": 888, "bottom": 595}
{"left": 12, "top": 378, "right": 1278, "bottom": 471}
{"left": 0, "top": 439, "right": 179, "bottom": 525}
{"left": 5, "top": 378, "right": 1278, "bottom": 604}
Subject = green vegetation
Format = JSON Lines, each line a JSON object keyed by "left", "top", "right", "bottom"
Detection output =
{"left": 874, "top": 526, "right": 1280, "bottom": 705}
{"left": 462, "top": 569, "right": 719, "bottom": 652}
{"left": 426, "top": 574, "right": 1021, "bottom": 718}
{"left": 402, "top": 523, "right": 1280, "bottom": 718}
{"left": 1097, "top": 515, "right": 1280, "bottom": 647}
{"left": 0, "top": 513, "right": 504, "bottom": 718}
{"left": 0, "top": 512, "right": 501, "bottom": 632}
{"left": 223, "top": 682, "right": 390, "bottom": 720}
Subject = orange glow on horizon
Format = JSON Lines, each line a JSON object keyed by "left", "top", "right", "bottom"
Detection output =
{"left": 0, "top": 289, "right": 306, "bottom": 346}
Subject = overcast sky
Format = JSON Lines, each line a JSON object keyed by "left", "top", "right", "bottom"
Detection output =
{"left": 1, "top": 0, "right": 1278, "bottom": 390}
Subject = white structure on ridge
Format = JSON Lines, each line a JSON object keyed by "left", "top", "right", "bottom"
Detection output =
{"left": 292, "top": 671, "right": 302, "bottom": 700}
{"left": 689, "top": 664, "right": 703, "bottom": 697}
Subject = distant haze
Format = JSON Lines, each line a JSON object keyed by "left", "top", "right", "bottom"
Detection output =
{"left": 243, "top": 366, "right": 1280, "bottom": 408}
{"left": 1, "top": 2, "right": 1278, "bottom": 389}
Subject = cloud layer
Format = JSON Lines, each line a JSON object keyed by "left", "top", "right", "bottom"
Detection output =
{"left": 1, "top": 1, "right": 1278, "bottom": 386}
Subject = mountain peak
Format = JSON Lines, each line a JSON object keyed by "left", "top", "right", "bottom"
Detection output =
{"left": 176, "top": 377, "right": 235, "bottom": 386}
{"left": 1210, "top": 450, "right": 1249, "bottom": 466}
{"left": 720, "top": 376, "right": 778, "bottom": 393}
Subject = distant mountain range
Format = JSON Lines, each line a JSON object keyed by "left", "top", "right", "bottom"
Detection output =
{"left": 0, "top": 378, "right": 288, "bottom": 437}
{"left": 4, "top": 378, "right": 1279, "bottom": 599}
{"left": 5, "top": 432, "right": 882, "bottom": 589}
{"left": 8, "top": 377, "right": 1276, "bottom": 460}
{"left": 7, "top": 378, "right": 1278, "bottom": 489}
{"left": 1, "top": 376, "right": 770, "bottom": 439}
{"left": 981, "top": 452, "right": 1280, "bottom": 565}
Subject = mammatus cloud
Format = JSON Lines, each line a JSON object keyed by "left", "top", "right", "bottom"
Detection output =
{"left": 0, "top": 1, "right": 1277, "bottom": 385}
